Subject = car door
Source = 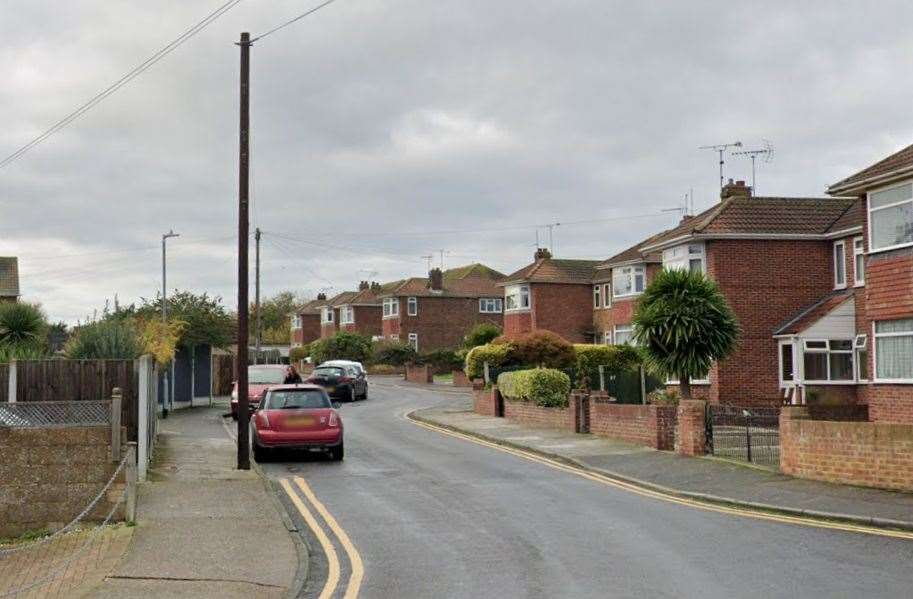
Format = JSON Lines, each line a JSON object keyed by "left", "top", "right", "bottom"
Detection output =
{"left": 349, "top": 366, "right": 365, "bottom": 395}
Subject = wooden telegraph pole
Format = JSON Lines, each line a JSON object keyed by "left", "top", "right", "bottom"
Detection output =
{"left": 236, "top": 31, "right": 251, "bottom": 470}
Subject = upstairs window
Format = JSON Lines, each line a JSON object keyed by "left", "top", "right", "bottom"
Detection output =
{"left": 291, "top": 315, "right": 302, "bottom": 329}
{"left": 407, "top": 297, "right": 418, "bottom": 316}
{"left": 663, "top": 243, "right": 704, "bottom": 275}
{"left": 505, "top": 284, "right": 530, "bottom": 311}
{"left": 833, "top": 240, "right": 846, "bottom": 289}
{"left": 853, "top": 237, "right": 865, "bottom": 286}
{"left": 383, "top": 298, "right": 399, "bottom": 318}
{"left": 612, "top": 265, "right": 645, "bottom": 298}
{"left": 593, "top": 285, "right": 602, "bottom": 308}
{"left": 321, "top": 307, "right": 334, "bottom": 324}
{"left": 479, "top": 298, "right": 503, "bottom": 313}
{"left": 869, "top": 182, "right": 913, "bottom": 252}
{"left": 875, "top": 319, "right": 913, "bottom": 381}
{"left": 603, "top": 283, "right": 611, "bottom": 307}
{"left": 340, "top": 306, "right": 355, "bottom": 325}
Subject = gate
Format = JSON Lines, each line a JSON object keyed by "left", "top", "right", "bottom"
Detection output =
{"left": 706, "top": 405, "right": 780, "bottom": 468}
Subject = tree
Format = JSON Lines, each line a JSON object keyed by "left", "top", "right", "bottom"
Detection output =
{"left": 632, "top": 269, "right": 739, "bottom": 400}
{"left": 310, "top": 331, "right": 373, "bottom": 365}
{"left": 250, "top": 291, "right": 305, "bottom": 345}
{"left": 0, "top": 302, "right": 48, "bottom": 349}
{"left": 65, "top": 319, "right": 143, "bottom": 360}
{"left": 136, "top": 291, "right": 235, "bottom": 350}
{"left": 462, "top": 322, "right": 502, "bottom": 349}
{"left": 372, "top": 340, "right": 416, "bottom": 366}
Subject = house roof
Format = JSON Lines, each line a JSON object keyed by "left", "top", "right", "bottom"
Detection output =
{"left": 773, "top": 289, "right": 855, "bottom": 336}
{"left": 500, "top": 258, "right": 601, "bottom": 286}
{"left": 343, "top": 280, "right": 404, "bottom": 306}
{"left": 828, "top": 142, "right": 913, "bottom": 194}
{"left": 382, "top": 264, "right": 506, "bottom": 298}
{"left": 825, "top": 198, "right": 865, "bottom": 235}
{"left": 0, "top": 258, "right": 19, "bottom": 298}
{"left": 640, "top": 196, "right": 858, "bottom": 251}
{"left": 597, "top": 229, "right": 668, "bottom": 271}
{"left": 296, "top": 298, "right": 325, "bottom": 315}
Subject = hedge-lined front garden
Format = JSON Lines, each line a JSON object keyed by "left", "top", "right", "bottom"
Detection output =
{"left": 496, "top": 368, "right": 571, "bottom": 408}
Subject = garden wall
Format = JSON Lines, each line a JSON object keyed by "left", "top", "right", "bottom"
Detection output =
{"left": 405, "top": 364, "right": 433, "bottom": 384}
{"left": 589, "top": 400, "right": 677, "bottom": 450}
{"left": 503, "top": 398, "right": 574, "bottom": 432}
{"left": 452, "top": 370, "right": 472, "bottom": 387}
{"left": 780, "top": 407, "right": 913, "bottom": 492}
{"left": 472, "top": 383, "right": 499, "bottom": 417}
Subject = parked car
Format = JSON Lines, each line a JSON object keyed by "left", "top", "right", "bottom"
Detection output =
{"left": 306, "top": 364, "right": 368, "bottom": 401}
{"left": 321, "top": 360, "right": 366, "bottom": 376}
{"left": 231, "top": 364, "right": 288, "bottom": 420}
{"left": 251, "top": 384, "right": 344, "bottom": 462}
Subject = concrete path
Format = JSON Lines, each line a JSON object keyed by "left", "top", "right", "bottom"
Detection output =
{"left": 88, "top": 406, "right": 301, "bottom": 599}
{"left": 397, "top": 381, "right": 913, "bottom": 529}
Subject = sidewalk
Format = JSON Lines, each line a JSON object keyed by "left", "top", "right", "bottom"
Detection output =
{"left": 89, "top": 406, "right": 302, "bottom": 599}
{"left": 412, "top": 396, "right": 913, "bottom": 530}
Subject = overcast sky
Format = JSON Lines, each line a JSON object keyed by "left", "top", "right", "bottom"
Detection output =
{"left": 2, "top": 0, "right": 912, "bottom": 323}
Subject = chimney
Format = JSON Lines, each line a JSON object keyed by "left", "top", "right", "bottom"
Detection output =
{"left": 534, "top": 247, "right": 552, "bottom": 261}
{"left": 370, "top": 281, "right": 381, "bottom": 292}
{"left": 317, "top": 292, "right": 327, "bottom": 300}
{"left": 428, "top": 268, "right": 443, "bottom": 291}
{"left": 358, "top": 280, "right": 369, "bottom": 290}
{"left": 721, "top": 178, "right": 751, "bottom": 201}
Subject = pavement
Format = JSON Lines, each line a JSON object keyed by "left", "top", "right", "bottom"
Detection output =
{"left": 392, "top": 378, "right": 913, "bottom": 531}
{"left": 88, "top": 405, "right": 303, "bottom": 599}
{"left": 257, "top": 379, "right": 913, "bottom": 598}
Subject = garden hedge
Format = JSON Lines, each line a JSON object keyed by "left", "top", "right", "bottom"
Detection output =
{"left": 464, "top": 343, "right": 513, "bottom": 379}
{"left": 496, "top": 368, "right": 571, "bottom": 408}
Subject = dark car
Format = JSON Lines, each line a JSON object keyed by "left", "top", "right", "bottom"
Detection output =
{"left": 306, "top": 364, "right": 367, "bottom": 401}
{"left": 251, "top": 385, "right": 343, "bottom": 462}
{"left": 230, "top": 365, "right": 287, "bottom": 420}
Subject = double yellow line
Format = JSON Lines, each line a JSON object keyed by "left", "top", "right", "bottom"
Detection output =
{"left": 409, "top": 415, "right": 913, "bottom": 541}
{"left": 280, "top": 477, "right": 364, "bottom": 599}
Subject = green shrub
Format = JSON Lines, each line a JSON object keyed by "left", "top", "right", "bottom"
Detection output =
{"left": 309, "top": 331, "right": 373, "bottom": 365}
{"left": 509, "top": 330, "right": 575, "bottom": 369}
{"left": 289, "top": 344, "right": 310, "bottom": 363}
{"left": 496, "top": 368, "right": 571, "bottom": 408}
{"left": 65, "top": 319, "right": 142, "bottom": 360}
{"left": 464, "top": 343, "right": 513, "bottom": 379}
{"left": 647, "top": 388, "right": 679, "bottom": 406}
{"left": 0, "top": 302, "right": 48, "bottom": 347}
{"left": 462, "top": 323, "right": 502, "bottom": 349}
{"left": 372, "top": 340, "right": 416, "bottom": 366}
{"left": 419, "top": 349, "right": 463, "bottom": 372}
{"left": 573, "top": 343, "right": 642, "bottom": 389}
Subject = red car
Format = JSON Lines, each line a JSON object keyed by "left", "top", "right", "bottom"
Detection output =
{"left": 251, "top": 384, "right": 344, "bottom": 462}
{"left": 231, "top": 365, "right": 288, "bottom": 420}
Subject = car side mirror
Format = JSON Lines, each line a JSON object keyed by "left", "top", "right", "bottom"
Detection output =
{"left": 332, "top": 402, "right": 342, "bottom": 409}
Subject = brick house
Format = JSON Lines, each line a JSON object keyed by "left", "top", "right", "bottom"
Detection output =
{"left": 318, "top": 291, "right": 357, "bottom": 339}
{"left": 0, "top": 257, "right": 19, "bottom": 303}
{"left": 290, "top": 294, "right": 324, "bottom": 348}
{"left": 822, "top": 143, "right": 913, "bottom": 424}
{"left": 499, "top": 249, "right": 600, "bottom": 343}
{"left": 380, "top": 264, "right": 505, "bottom": 352}
{"left": 335, "top": 280, "right": 402, "bottom": 340}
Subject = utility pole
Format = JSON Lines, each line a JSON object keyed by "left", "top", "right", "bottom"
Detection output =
{"left": 161, "top": 230, "right": 179, "bottom": 419}
{"left": 236, "top": 31, "right": 251, "bottom": 470}
{"left": 254, "top": 227, "right": 262, "bottom": 365}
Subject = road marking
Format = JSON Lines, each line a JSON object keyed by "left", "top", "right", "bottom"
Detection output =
{"left": 408, "top": 415, "right": 913, "bottom": 541}
{"left": 294, "top": 477, "right": 365, "bottom": 599}
{"left": 280, "top": 478, "right": 341, "bottom": 599}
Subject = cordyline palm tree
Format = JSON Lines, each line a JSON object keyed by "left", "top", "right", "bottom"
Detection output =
{"left": 0, "top": 302, "right": 48, "bottom": 348}
{"left": 632, "top": 269, "right": 739, "bottom": 400}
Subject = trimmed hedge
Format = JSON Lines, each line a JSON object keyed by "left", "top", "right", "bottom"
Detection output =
{"left": 464, "top": 343, "right": 513, "bottom": 379}
{"left": 496, "top": 368, "right": 571, "bottom": 408}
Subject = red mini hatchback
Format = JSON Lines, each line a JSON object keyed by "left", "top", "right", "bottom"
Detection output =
{"left": 251, "top": 384, "right": 344, "bottom": 462}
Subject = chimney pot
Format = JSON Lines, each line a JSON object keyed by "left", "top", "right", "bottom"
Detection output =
{"left": 358, "top": 280, "right": 369, "bottom": 290}
{"left": 534, "top": 248, "right": 552, "bottom": 261}
{"left": 721, "top": 178, "right": 752, "bottom": 201}
{"left": 317, "top": 293, "right": 327, "bottom": 300}
{"left": 428, "top": 268, "right": 443, "bottom": 291}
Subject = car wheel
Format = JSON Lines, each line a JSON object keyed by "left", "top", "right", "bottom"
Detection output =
{"left": 350, "top": 386, "right": 356, "bottom": 402}
{"left": 329, "top": 442, "right": 344, "bottom": 461}
{"left": 231, "top": 412, "right": 238, "bottom": 421}
{"left": 253, "top": 443, "right": 269, "bottom": 463}
{"left": 361, "top": 385, "right": 368, "bottom": 400}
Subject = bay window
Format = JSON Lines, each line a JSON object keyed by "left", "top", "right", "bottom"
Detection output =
{"left": 479, "top": 298, "right": 503, "bottom": 313}
{"left": 383, "top": 298, "right": 399, "bottom": 318}
{"left": 868, "top": 182, "right": 913, "bottom": 252}
{"left": 340, "top": 306, "right": 355, "bottom": 325}
{"left": 874, "top": 319, "right": 913, "bottom": 381}
{"left": 663, "top": 243, "right": 704, "bottom": 274}
{"left": 612, "top": 265, "right": 645, "bottom": 298}
{"left": 853, "top": 237, "right": 865, "bottom": 286}
{"left": 855, "top": 334, "right": 868, "bottom": 381}
{"left": 833, "top": 240, "right": 846, "bottom": 289}
{"left": 505, "top": 284, "right": 530, "bottom": 311}
{"left": 780, "top": 341, "right": 794, "bottom": 383}
{"left": 800, "top": 339, "right": 854, "bottom": 382}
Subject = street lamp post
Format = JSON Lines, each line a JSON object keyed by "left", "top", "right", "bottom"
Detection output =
{"left": 162, "top": 230, "right": 180, "bottom": 418}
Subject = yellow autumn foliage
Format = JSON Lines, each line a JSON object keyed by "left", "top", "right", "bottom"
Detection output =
{"left": 138, "top": 318, "right": 187, "bottom": 366}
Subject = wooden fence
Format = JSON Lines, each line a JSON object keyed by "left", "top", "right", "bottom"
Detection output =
{"left": 212, "top": 353, "right": 235, "bottom": 396}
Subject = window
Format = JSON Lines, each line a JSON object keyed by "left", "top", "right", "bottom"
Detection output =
{"left": 874, "top": 319, "right": 913, "bottom": 381}
{"left": 612, "top": 265, "right": 645, "bottom": 298}
{"left": 383, "top": 298, "right": 399, "bottom": 318}
{"left": 868, "top": 182, "right": 913, "bottom": 252}
{"left": 663, "top": 243, "right": 704, "bottom": 274}
{"left": 479, "top": 298, "right": 503, "bottom": 313}
{"left": 407, "top": 297, "right": 418, "bottom": 316}
{"left": 855, "top": 334, "right": 869, "bottom": 381}
{"left": 833, "top": 240, "right": 846, "bottom": 289}
{"left": 321, "top": 307, "right": 334, "bottom": 324}
{"left": 340, "top": 306, "right": 354, "bottom": 325}
{"left": 613, "top": 325, "right": 634, "bottom": 346}
{"left": 853, "top": 237, "right": 865, "bottom": 286}
{"left": 780, "top": 342, "right": 794, "bottom": 383}
{"left": 603, "top": 283, "right": 611, "bottom": 307}
{"left": 802, "top": 339, "right": 853, "bottom": 382}
{"left": 291, "top": 315, "right": 302, "bottom": 329}
{"left": 505, "top": 284, "right": 530, "bottom": 311}
{"left": 603, "top": 331, "right": 612, "bottom": 345}
{"left": 408, "top": 333, "right": 418, "bottom": 351}
{"left": 389, "top": 334, "right": 399, "bottom": 341}
{"left": 593, "top": 285, "right": 602, "bottom": 308}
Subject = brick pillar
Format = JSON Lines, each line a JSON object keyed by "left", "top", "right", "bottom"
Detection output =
{"left": 570, "top": 391, "right": 590, "bottom": 433}
{"left": 779, "top": 406, "right": 809, "bottom": 474}
{"left": 676, "top": 399, "right": 707, "bottom": 456}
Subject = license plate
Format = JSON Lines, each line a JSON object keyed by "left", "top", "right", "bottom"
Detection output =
{"left": 286, "top": 416, "right": 315, "bottom": 427}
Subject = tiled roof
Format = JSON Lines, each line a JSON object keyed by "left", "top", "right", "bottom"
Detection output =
{"left": 296, "top": 298, "right": 324, "bottom": 315}
{"left": 0, "top": 258, "right": 19, "bottom": 298}
{"left": 501, "top": 258, "right": 601, "bottom": 285}
{"left": 825, "top": 199, "right": 865, "bottom": 234}
{"left": 829, "top": 142, "right": 913, "bottom": 193}
{"left": 641, "top": 196, "right": 857, "bottom": 250}
{"left": 598, "top": 230, "right": 667, "bottom": 269}
{"left": 344, "top": 280, "right": 404, "bottom": 305}
{"left": 383, "top": 264, "right": 505, "bottom": 298}
{"left": 773, "top": 289, "right": 854, "bottom": 336}
{"left": 443, "top": 263, "right": 505, "bottom": 281}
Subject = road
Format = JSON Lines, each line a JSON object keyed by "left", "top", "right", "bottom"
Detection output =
{"left": 259, "top": 380, "right": 913, "bottom": 599}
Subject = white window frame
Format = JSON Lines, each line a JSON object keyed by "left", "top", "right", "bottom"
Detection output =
{"left": 383, "top": 298, "right": 400, "bottom": 319}
{"left": 662, "top": 243, "right": 705, "bottom": 275}
{"left": 853, "top": 237, "right": 865, "bottom": 287}
{"left": 800, "top": 338, "right": 855, "bottom": 384}
{"left": 340, "top": 306, "right": 355, "bottom": 325}
{"left": 593, "top": 285, "right": 602, "bottom": 309}
{"left": 833, "top": 240, "right": 847, "bottom": 289}
{"left": 778, "top": 339, "right": 797, "bottom": 386}
{"left": 407, "top": 297, "right": 418, "bottom": 316}
{"left": 612, "top": 265, "right": 646, "bottom": 299}
{"left": 854, "top": 333, "right": 869, "bottom": 382}
{"left": 603, "top": 283, "right": 611, "bottom": 308}
{"left": 603, "top": 331, "right": 612, "bottom": 345}
{"left": 613, "top": 325, "right": 635, "bottom": 346}
{"left": 321, "top": 307, "right": 334, "bottom": 324}
{"left": 291, "top": 315, "right": 302, "bottom": 330}
{"left": 479, "top": 298, "right": 503, "bottom": 313}
{"left": 408, "top": 333, "right": 418, "bottom": 351}
{"left": 505, "top": 284, "right": 531, "bottom": 312}
{"left": 873, "top": 319, "right": 913, "bottom": 383}
{"left": 867, "top": 180, "right": 913, "bottom": 254}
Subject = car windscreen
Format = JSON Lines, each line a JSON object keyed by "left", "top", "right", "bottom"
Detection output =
{"left": 248, "top": 367, "right": 286, "bottom": 384}
{"left": 312, "top": 367, "right": 344, "bottom": 378}
{"left": 263, "top": 389, "right": 330, "bottom": 410}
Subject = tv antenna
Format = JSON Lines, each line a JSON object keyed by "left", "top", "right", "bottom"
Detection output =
{"left": 421, "top": 255, "right": 434, "bottom": 271}
{"left": 699, "top": 141, "right": 743, "bottom": 189}
{"left": 733, "top": 140, "right": 774, "bottom": 195}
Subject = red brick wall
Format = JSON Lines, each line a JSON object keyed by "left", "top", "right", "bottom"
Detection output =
{"left": 397, "top": 296, "right": 503, "bottom": 352}
{"left": 866, "top": 248, "right": 913, "bottom": 320}
{"left": 473, "top": 383, "right": 498, "bottom": 416}
{"left": 780, "top": 407, "right": 913, "bottom": 491}
{"left": 676, "top": 400, "right": 707, "bottom": 455}
{"left": 339, "top": 305, "right": 382, "bottom": 338}
{"left": 503, "top": 398, "right": 574, "bottom": 431}
{"left": 504, "top": 309, "right": 532, "bottom": 338}
{"left": 292, "top": 314, "right": 321, "bottom": 347}
{"left": 405, "top": 363, "right": 433, "bottom": 384}
{"left": 589, "top": 400, "right": 677, "bottom": 449}
{"left": 452, "top": 370, "right": 472, "bottom": 387}
{"left": 530, "top": 283, "right": 593, "bottom": 343}
{"left": 866, "top": 386, "right": 913, "bottom": 423}
{"left": 382, "top": 312, "right": 401, "bottom": 338}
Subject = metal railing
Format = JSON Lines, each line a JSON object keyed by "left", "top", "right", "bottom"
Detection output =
{"left": 706, "top": 405, "right": 781, "bottom": 468}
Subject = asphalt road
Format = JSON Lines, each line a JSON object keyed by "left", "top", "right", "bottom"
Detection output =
{"left": 259, "top": 381, "right": 913, "bottom": 599}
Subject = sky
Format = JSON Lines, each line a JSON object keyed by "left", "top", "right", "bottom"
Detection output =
{"left": 2, "top": 0, "right": 913, "bottom": 324}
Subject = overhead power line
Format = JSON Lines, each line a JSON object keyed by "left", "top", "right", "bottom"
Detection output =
{"left": 0, "top": 0, "right": 247, "bottom": 171}
{"left": 251, "top": 0, "right": 338, "bottom": 42}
